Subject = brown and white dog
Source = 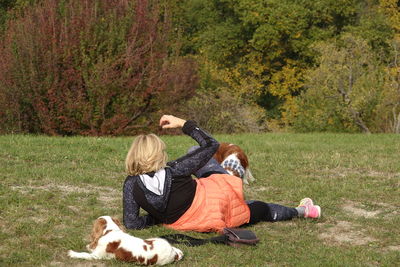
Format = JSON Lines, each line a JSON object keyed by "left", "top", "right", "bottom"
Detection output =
{"left": 68, "top": 216, "right": 183, "bottom": 265}
{"left": 214, "top": 142, "right": 255, "bottom": 185}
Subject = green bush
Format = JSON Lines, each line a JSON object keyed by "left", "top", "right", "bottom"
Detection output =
{"left": 179, "top": 90, "right": 266, "bottom": 134}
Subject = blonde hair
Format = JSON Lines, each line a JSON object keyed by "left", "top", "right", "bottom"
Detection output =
{"left": 125, "top": 134, "right": 168, "bottom": 175}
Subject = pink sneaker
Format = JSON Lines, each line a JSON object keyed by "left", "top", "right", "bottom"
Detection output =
{"left": 298, "top": 198, "right": 321, "bottom": 218}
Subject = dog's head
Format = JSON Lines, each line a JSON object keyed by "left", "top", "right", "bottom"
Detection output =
{"left": 87, "top": 216, "right": 124, "bottom": 251}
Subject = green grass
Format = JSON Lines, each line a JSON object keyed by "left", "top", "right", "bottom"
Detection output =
{"left": 1, "top": 133, "right": 399, "bottom": 266}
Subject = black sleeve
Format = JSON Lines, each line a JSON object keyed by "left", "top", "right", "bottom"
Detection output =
{"left": 167, "top": 120, "right": 219, "bottom": 177}
{"left": 122, "top": 177, "right": 158, "bottom": 229}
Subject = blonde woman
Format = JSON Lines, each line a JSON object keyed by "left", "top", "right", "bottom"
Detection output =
{"left": 123, "top": 115, "right": 321, "bottom": 233}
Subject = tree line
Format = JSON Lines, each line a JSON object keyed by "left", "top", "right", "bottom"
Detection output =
{"left": 0, "top": 0, "right": 399, "bottom": 135}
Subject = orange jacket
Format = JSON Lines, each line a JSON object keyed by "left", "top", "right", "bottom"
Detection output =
{"left": 165, "top": 174, "right": 250, "bottom": 233}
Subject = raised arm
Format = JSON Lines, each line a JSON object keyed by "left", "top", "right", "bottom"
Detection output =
{"left": 122, "top": 177, "right": 158, "bottom": 229}
{"left": 160, "top": 115, "right": 219, "bottom": 177}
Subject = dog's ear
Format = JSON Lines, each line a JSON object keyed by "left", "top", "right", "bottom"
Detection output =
{"left": 88, "top": 218, "right": 107, "bottom": 250}
{"left": 111, "top": 217, "right": 126, "bottom": 232}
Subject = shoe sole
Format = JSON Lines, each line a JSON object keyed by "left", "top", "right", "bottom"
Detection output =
{"left": 299, "top": 197, "right": 314, "bottom": 207}
{"left": 314, "top": 205, "right": 321, "bottom": 218}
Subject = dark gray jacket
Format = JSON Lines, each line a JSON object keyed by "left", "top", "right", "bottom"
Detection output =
{"left": 123, "top": 120, "right": 219, "bottom": 229}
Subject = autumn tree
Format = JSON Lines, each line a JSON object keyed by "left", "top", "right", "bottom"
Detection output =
{"left": 375, "top": 0, "right": 400, "bottom": 133}
{"left": 174, "top": 0, "right": 361, "bottom": 123}
{"left": 0, "top": 0, "right": 198, "bottom": 135}
{"left": 291, "top": 34, "right": 387, "bottom": 133}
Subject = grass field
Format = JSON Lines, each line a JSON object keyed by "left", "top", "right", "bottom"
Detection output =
{"left": 0, "top": 133, "right": 399, "bottom": 266}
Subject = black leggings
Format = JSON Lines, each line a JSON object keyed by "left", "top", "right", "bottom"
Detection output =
{"left": 191, "top": 164, "right": 299, "bottom": 224}
{"left": 246, "top": 200, "right": 298, "bottom": 224}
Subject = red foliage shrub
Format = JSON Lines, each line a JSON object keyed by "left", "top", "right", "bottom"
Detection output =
{"left": 0, "top": 0, "right": 197, "bottom": 135}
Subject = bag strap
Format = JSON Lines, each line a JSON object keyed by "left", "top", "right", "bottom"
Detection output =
{"left": 159, "top": 233, "right": 228, "bottom": 247}
{"left": 160, "top": 228, "right": 259, "bottom": 247}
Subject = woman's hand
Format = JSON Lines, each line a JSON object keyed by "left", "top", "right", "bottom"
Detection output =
{"left": 159, "top": 115, "right": 187, "bottom": 129}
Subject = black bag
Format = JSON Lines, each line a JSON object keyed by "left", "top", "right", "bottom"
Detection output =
{"left": 160, "top": 228, "right": 259, "bottom": 247}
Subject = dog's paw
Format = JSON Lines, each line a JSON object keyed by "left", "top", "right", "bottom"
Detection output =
{"left": 68, "top": 250, "right": 78, "bottom": 258}
{"left": 173, "top": 247, "right": 184, "bottom": 261}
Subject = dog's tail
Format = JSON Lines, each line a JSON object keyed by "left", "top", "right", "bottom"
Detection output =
{"left": 244, "top": 168, "right": 255, "bottom": 185}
